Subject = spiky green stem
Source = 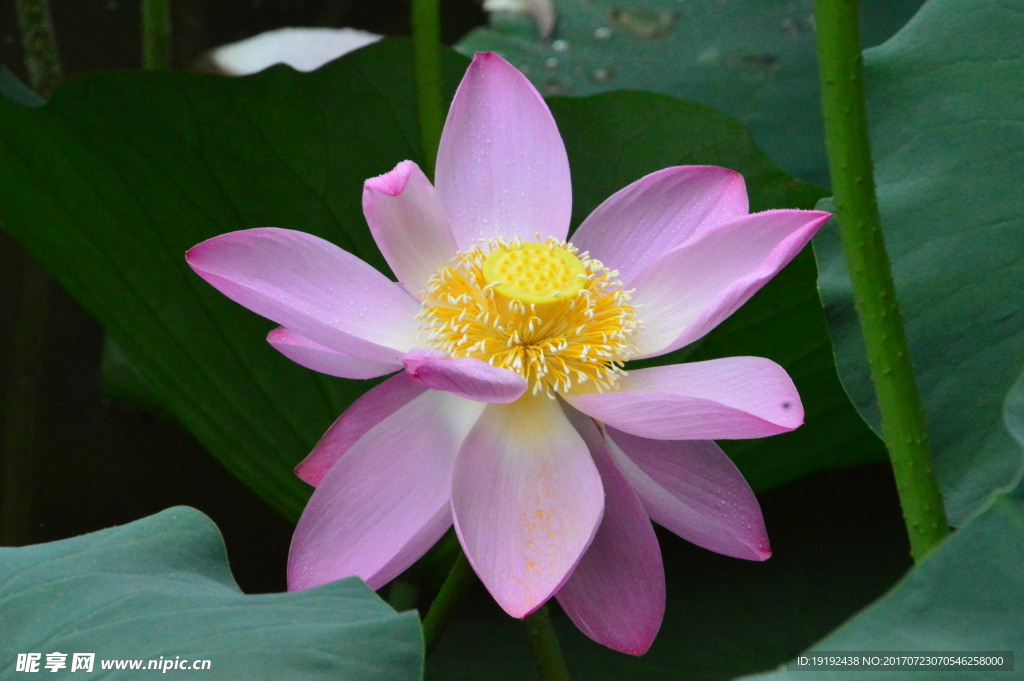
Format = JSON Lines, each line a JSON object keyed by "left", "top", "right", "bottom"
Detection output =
{"left": 814, "top": 0, "right": 949, "bottom": 561}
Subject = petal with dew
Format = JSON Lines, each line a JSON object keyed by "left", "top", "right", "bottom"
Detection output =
{"left": 294, "top": 371, "right": 426, "bottom": 486}
{"left": 436, "top": 52, "right": 572, "bottom": 249}
{"left": 564, "top": 358, "right": 802, "bottom": 440}
{"left": 363, "top": 160, "right": 458, "bottom": 299}
{"left": 629, "top": 209, "right": 830, "bottom": 358}
{"left": 268, "top": 327, "right": 399, "bottom": 380}
{"left": 556, "top": 407, "right": 664, "bottom": 656}
{"left": 452, "top": 394, "right": 603, "bottom": 618}
{"left": 570, "top": 166, "right": 748, "bottom": 285}
{"left": 288, "top": 390, "right": 484, "bottom": 591}
{"left": 403, "top": 348, "right": 528, "bottom": 403}
{"left": 187, "top": 228, "right": 421, "bottom": 363}
{"left": 605, "top": 427, "right": 770, "bottom": 561}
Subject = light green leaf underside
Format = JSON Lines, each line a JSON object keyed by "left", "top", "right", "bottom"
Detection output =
{"left": 458, "top": 0, "right": 923, "bottom": 188}
{"left": 814, "top": 0, "right": 1024, "bottom": 524}
{"left": 0, "top": 507, "right": 423, "bottom": 680}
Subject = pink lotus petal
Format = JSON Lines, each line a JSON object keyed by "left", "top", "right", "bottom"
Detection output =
{"left": 294, "top": 372, "right": 427, "bottom": 486}
{"left": 556, "top": 408, "right": 664, "bottom": 656}
{"left": 564, "top": 358, "right": 803, "bottom": 440}
{"left": 187, "top": 228, "right": 420, "bottom": 363}
{"left": 436, "top": 52, "right": 572, "bottom": 249}
{"left": 452, "top": 395, "right": 603, "bottom": 617}
{"left": 570, "top": 166, "right": 748, "bottom": 285}
{"left": 367, "top": 502, "right": 454, "bottom": 589}
{"left": 363, "top": 160, "right": 458, "bottom": 299}
{"left": 267, "top": 327, "right": 400, "bottom": 379}
{"left": 288, "top": 390, "right": 484, "bottom": 591}
{"left": 605, "top": 427, "right": 770, "bottom": 561}
{"left": 403, "top": 348, "right": 528, "bottom": 403}
{"left": 629, "top": 209, "right": 831, "bottom": 358}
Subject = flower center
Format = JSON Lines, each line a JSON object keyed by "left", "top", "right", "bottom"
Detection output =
{"left": 481, "top": 242, "right": 586, "bottom": 307}
{"left": 417, "top": 237, "right": 640, "bottom": 396}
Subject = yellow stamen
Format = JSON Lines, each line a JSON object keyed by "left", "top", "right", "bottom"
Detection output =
{"left": 417, "top": 237, "right": 641, "bottom": 396}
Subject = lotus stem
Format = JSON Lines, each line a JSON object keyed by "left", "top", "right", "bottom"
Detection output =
{"left": 422, "top": 549, "right": 476, "bottom": 655}
{"left": 523, "top": 605, "right": 571, "bottom": 681}
{"left": 411, "top": 0, "right": 445, "bottom": 178}
{"left": 142, "top": 0, "right": 171, "bottom": 70}
{"left": 814, "top": 0, "right": 949, "bottom": 561}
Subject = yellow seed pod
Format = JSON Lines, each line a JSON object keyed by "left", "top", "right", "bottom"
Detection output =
{"left": 481, "top": 241, "right": 586, "bottom": 305}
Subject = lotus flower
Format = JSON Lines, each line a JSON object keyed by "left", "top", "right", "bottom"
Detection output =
{"left": 186, "top": 52, "right": 829, "bottom": 655}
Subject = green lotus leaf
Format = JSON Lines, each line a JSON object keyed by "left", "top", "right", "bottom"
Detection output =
{"left": 0, "top": 506, "right": 422, "bottom": 680}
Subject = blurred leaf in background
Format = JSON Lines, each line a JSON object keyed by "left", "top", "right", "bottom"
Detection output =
{"left": 457, "top": 0, "right": 924, "bottom": 188}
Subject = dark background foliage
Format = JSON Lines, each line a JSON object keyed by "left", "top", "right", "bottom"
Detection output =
{"left": 0, "top": 0, "right": 483, "bottom": 594}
